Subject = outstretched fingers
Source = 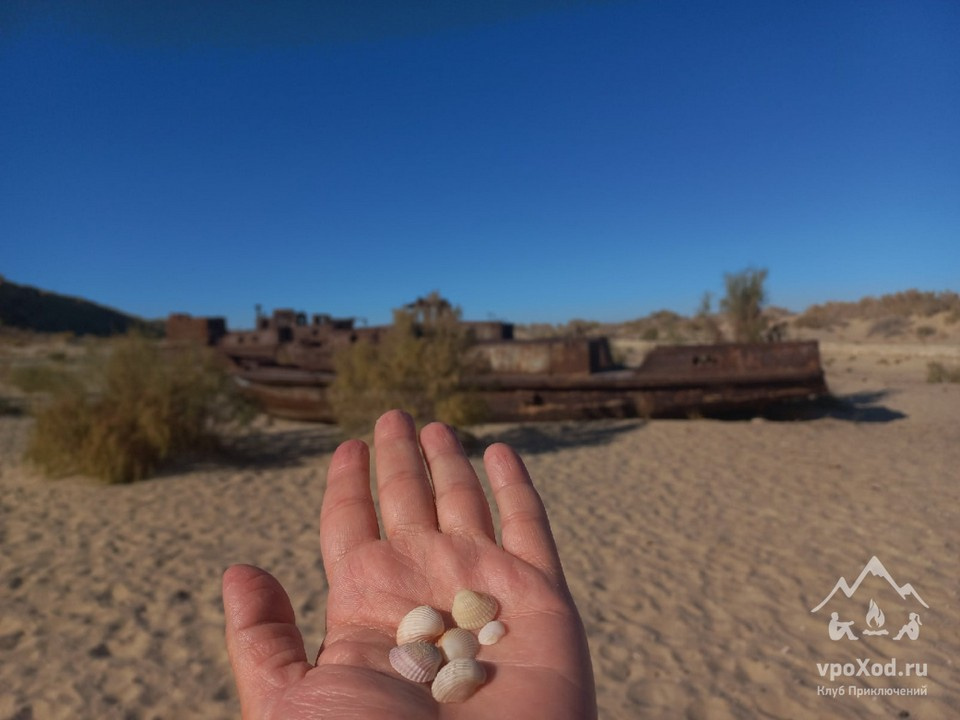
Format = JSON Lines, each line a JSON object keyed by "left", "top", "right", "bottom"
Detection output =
{"left": 222, "top": 564, "right": 311, "bottom": 719}
{"left": 484, "top": 443, "right": 566, "bottom": 586}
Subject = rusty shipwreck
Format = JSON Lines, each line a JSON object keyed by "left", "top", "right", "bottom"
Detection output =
{"left": 166, "top": 302, "right": 827, "bottom": 422}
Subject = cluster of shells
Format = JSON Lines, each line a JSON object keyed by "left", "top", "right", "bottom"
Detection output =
{"left": 389, "top": 589, "right": 507, "bottom": 703}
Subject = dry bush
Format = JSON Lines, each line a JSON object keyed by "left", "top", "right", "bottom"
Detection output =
{"left": 329, "top": 299, "right": 487, "bottom": 435}
{"left": 867, "top": 289, "right": 960, "bottom": 317}
{"left": 8, "top": 363, "right": 79, "bottom": 395}
{"left": 868, "top": 316, "right": 910, "bottom": 338}
{"left": 926, "top": 362, "right": 960, "bottom": 384}
{"left": 794, "top": 304, "right": 848, "bottom": 330}
{"left": 25, "top": 335, "right": 252, "bottom": 483}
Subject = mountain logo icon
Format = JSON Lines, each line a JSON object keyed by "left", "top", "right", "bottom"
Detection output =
{"left": 811, "top": 556, "right": 929, "bottom": 613}
{"left": 811, "top": 556, "right": 928, "bottom": 642}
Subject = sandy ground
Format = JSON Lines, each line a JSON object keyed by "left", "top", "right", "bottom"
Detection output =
{"left": 1, "top": 340, "right": 958, "bottom": 719}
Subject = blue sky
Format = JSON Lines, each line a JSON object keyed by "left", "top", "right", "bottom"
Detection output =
{"left": 2, "top": 0, "right": 958, "bottom": 328}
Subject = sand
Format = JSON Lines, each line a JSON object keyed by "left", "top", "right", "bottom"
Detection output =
{"left": 1, "top": 339, "right": 958, "bottom": 719}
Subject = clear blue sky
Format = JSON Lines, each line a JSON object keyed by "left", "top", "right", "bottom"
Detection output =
{"left": 2, "top": 0, "right": 958, "bottom": 328}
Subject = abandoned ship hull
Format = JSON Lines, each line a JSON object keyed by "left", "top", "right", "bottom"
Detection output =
{"left": 230, "top": 341, "right": 828, "bottom": 423}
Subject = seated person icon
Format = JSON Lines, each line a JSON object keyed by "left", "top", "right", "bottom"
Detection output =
{"left": 893, "top": 612, "right": 922, "bottom": 641}
{"left": 828, "top": 612, "right": 858, "bottom": 641}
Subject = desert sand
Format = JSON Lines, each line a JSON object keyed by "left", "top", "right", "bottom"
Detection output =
{"left": 1, "top": 336, "right": 958, "bottom": 719}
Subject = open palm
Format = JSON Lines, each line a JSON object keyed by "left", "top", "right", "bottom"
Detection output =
{"left": 223, "top": 410, "right": 597, "bottom": 719}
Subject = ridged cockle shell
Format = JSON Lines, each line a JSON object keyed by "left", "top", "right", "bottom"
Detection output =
{"left": 396, "top": 605, "right": 445, "bottom": 645}
{"left": 431, "top": 658, "right": 487, "bottom": 703}
{"left": 389, "top": 642, "right": 443, "bottom": 683}
{"left": 478, "top": 620, "right": 506, "bottom": 646}
{"left": 437, "top": 627, "right": 480, "bottom": 662}
{"left": 451, "top": 589, "right": 498, "bottom": 630}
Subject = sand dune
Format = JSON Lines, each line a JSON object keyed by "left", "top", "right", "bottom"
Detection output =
{"left": 1, "top": 341, "right": 958, "bottom": 719}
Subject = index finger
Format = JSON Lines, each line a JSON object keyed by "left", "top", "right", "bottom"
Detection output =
{"left": 483, "top": 442, "right": 566, "bottom": 586}
{"left": 320, "top": 439, "right": 381, "bottom": 567}
{"left": 374, "top": 410, "right": 439, "bottom": 538}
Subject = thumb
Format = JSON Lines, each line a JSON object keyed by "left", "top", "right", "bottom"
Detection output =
{"left": 223, "top": 564, "right": 311, "bottom": 719}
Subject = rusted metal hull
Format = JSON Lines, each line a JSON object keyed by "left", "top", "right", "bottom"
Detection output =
{"left": 234, "top": 377, "right": 337, "bottom": 422}
{"left": 167, "top": 307, "right": 826, "bottom": 423}
{"left": 229, "top": 341, "right": 827, "bottom": 423}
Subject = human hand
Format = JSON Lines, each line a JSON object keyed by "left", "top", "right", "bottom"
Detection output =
{"left": 223, "top": 409, "right": 597, "bottom": 719}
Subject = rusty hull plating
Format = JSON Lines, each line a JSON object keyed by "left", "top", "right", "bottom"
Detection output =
{"left": 166, "top": 309, "right": 827, "bottom": 422}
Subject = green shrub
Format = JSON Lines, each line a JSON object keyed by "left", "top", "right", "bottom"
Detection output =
{"left": 25, "top": 335, "right": 252, "bottom": 483}
{"left": 720, "top": 267, "right": 768, "bottom": 342}
{"left": 329, "top": 296, "right": 487, "bottom": 435}
{"left": 926, "top": 362, "right": 960, "bottom": 384}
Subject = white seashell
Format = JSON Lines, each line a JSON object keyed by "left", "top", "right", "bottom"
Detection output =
{"left": 431, "top": 658, "right": 487, "bottom": 703}
{"left": 389, "top": 642, "right": 443, "bottom": 683}
{"left": 478, "top": 620, "right": 506, "bottom": 646}
{"left": 437, "top": 627, "right": 480, "bottom": 662}
{"left": 396, "top": 605, "right": 445, "bottom": 645}
{"left": 451, "top": 589, "right": 498, "bottom": 630}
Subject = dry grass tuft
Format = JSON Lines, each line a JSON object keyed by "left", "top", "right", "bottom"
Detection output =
{"left": 25, "top": 335, "right": 252, "bottom": 483}
{"left": 926, "top": 361, "right": 960, "bottom": 384}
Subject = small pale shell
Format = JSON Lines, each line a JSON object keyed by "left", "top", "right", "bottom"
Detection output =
{"left": 396, "top": 605, "right": 445, "bottom": 645}
{"left": 451, "top": 589, "right": 498, "bottom": 630}
{"left": 431, "top": 658, "right": 487, "bottom": 703}
{"left": 478, "top": 620, "right": 506, "bottom": 646}
{"left": 437, "top": 627, "right": 480, "bottom": 662}
{"left": 389, "top": 642, "right": 443, "bottom": 683}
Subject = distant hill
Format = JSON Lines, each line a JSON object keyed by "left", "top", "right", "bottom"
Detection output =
{"left": 517, "top": 289, "right": 960, "bottom": 345}
{"left": 0, "top": 277, "right": 162, "bottom": 337}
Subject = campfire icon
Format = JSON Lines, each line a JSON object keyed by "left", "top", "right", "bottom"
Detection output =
{"left": 811, "top": 556, "right": 928, "bottom": 642}
{"left": 862, "top": 598, "right": 889, "bottom": 636}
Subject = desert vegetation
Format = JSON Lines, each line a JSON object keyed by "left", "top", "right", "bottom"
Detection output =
{"left": 926, "top": 361, "right": 960, "bottom": 384}
{"left": 519, "top": 268, "right": 778, "bottom": 346}
{"left": 795, "top": 290, "right": 960, "bottom": 330}
{"left": 329, "top": 293, "right": 487, "bottom": 435}
{"left": 23, "top": 334, "right": 252, "bottom": 483}
{"left": 720, "top": 267, "right": 769, "bottom": 342}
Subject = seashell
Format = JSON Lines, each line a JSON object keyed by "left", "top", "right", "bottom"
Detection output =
{"left": 437, "top": 627, "right": 480, "bottom": 662}
{"left": 451, "top": 589, "right": 498, "bottom": 630}
{"left": 431, "top": 658, "right": 487, "bottom": 703}
{"left": 478, "top": 620, "right": 506, "bottom": 646}
{"left": 396, "top": 605, "right": 445, "bottom": 645}
{"left": 389, "top": 642, "right": 443, "bottom": 683}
